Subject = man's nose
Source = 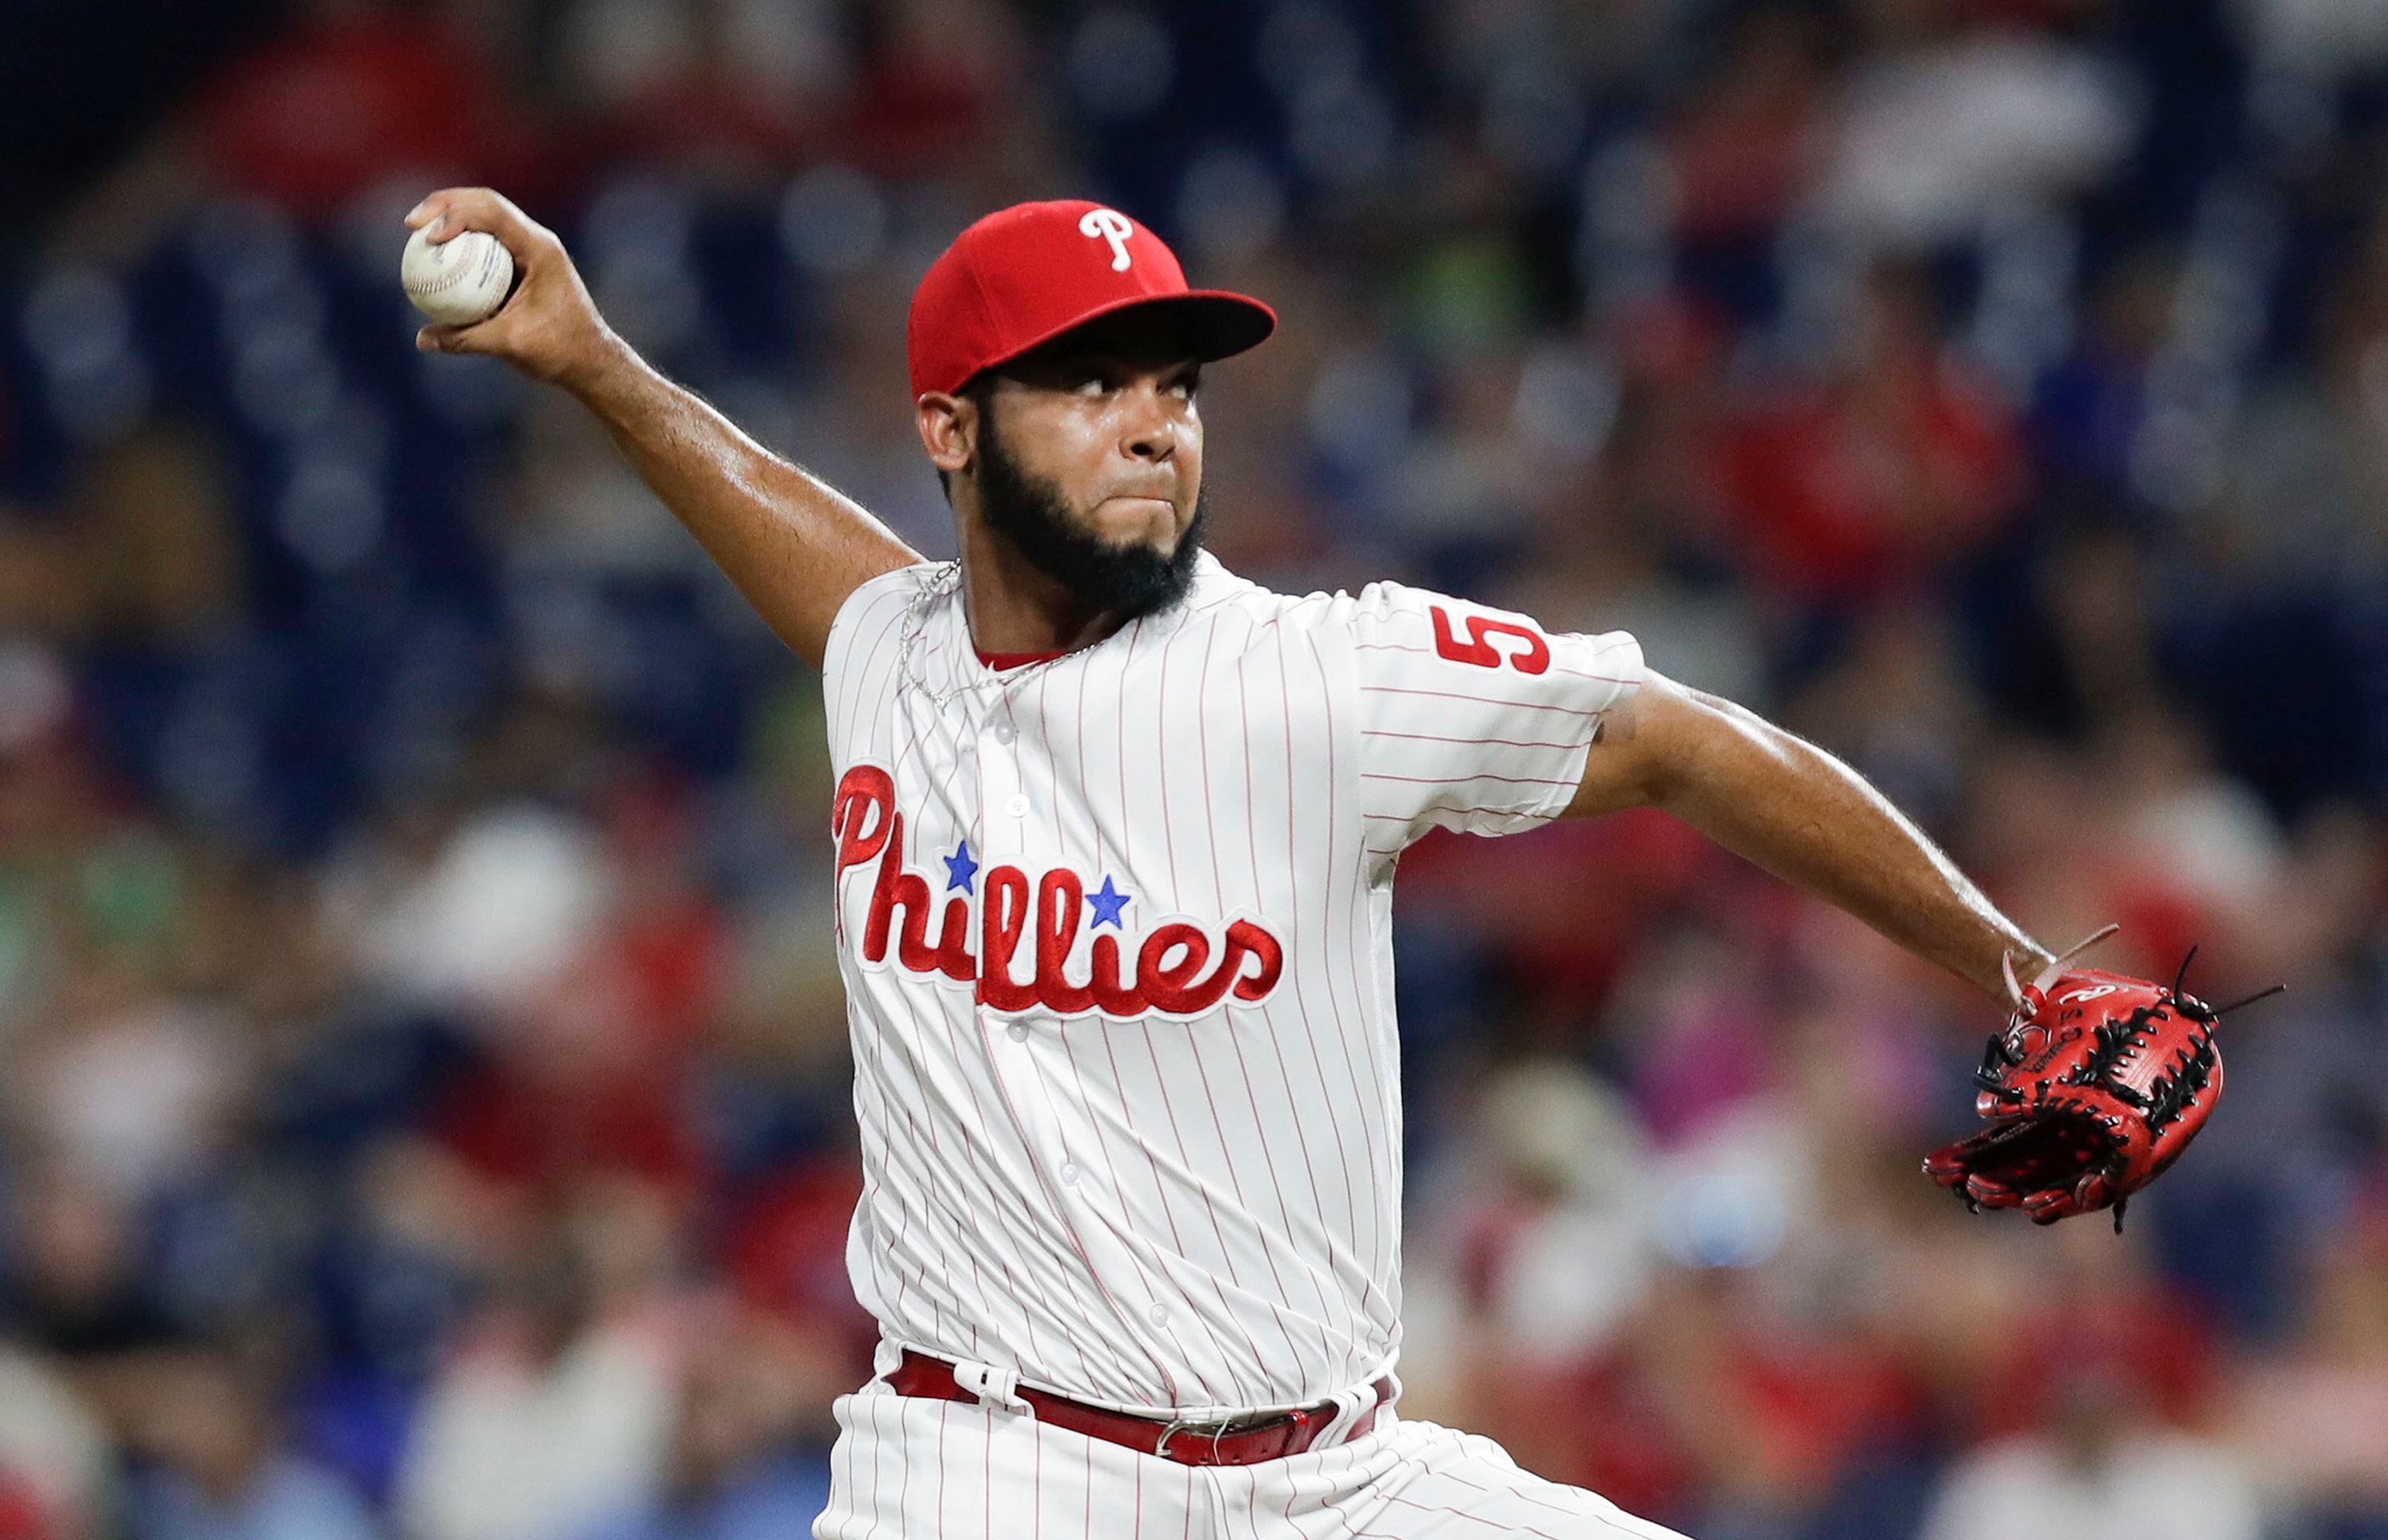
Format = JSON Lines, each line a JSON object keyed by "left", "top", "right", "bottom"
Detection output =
{"left": 1120, "top": 386, "right": 1180, "bottom": 462}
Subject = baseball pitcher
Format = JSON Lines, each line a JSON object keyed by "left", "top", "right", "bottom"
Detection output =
{"left": 404, "top": 190, "right": 2230, "bottom": 1538}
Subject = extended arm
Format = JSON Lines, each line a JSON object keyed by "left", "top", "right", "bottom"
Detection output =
{"left": 406, "top": 189, "right": 919, "bottom": 669}
{"left": 1568, "top": 670, "right": 2050, "bottom": 1000}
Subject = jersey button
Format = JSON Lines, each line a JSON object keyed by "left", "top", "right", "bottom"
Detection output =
{"left": 1059, "top": 1161, "right": 1081, "bottom": 1185}
{"left": 1148, "top": 1303, "right": 1170, "bottom": 1326}
{"left": 992, "top": 722, "right": 1017, "bottom": 747}
{"left": 1005, "top": 793, "right": 1030, "bottom": 819}
{"left": 1007, "top": 1020, "right": 1029, "bottom": 1043}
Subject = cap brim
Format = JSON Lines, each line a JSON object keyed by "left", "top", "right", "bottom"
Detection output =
{"left": 956, "top": 290, "right": 1278, "bottom": 394}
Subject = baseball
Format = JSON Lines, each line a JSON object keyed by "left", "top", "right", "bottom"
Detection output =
{"left": 400, "top": 223, "right": 514, "bottom": 327}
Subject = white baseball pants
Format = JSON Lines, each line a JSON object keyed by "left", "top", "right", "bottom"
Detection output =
{"left": 812, "top": 1374, "right": 1692, "bottom": 1539}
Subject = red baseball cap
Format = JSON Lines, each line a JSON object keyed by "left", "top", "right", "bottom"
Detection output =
{"left": 907, "top": 200, "right": 1277, "bottom": 400}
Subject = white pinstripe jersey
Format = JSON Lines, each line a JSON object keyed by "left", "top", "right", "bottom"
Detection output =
{"left": 820, "top": 554, "right": 1641, "bottom": 1419}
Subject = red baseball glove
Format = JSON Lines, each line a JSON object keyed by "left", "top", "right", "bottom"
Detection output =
{"left": 1924, "top": 932, "right": 2270, "bottom": 1230}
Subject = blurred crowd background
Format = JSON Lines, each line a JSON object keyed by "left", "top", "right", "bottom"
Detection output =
{"left": 3, "top": 0, "right": 2387, "bottom": 1537}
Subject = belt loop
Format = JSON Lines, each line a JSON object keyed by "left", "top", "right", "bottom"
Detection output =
{"left": 1308, "top": 1384, "right": 1371, "bottom": 1452}
{"left": 953, "top": 1359, "right": 1033, "bottom": 1417}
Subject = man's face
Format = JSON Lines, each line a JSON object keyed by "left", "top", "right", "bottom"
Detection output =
{"left": 966, "top": 313, "right": 1208, "bottom": 617}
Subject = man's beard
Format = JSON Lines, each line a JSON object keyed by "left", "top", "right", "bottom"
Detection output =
{"left": 975, "top": 412, "right": 1207, "bottom": 620}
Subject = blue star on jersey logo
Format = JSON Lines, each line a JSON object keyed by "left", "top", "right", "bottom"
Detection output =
{"left": 942, "top": 840, "right": 979, "bottom": 895}
{"left": 1087, "top": 875, "right": 1130, "bottom": 929}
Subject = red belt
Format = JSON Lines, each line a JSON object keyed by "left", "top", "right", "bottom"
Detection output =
{"left": 887, "top": 1351, "right": 1393, "bottom": 1467}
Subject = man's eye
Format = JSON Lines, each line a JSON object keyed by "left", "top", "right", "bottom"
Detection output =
{"left": 1074, "top": 375, "right": 1109, "bottom": 396}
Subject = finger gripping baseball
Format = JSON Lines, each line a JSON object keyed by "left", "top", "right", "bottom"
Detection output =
{"left": 1922, "top": 949, "right": 2249, "bottom": 1232}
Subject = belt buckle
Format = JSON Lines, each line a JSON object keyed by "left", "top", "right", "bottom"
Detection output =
{"left": 1153, "top": 1414, "right": 1237, "bottom": 1459}
{"left": 1152, "top": 1416, "right": 1191, "bottom": 1459}
{"left": 1154, "top": 1409, "right": 1295, "bottom": 1464}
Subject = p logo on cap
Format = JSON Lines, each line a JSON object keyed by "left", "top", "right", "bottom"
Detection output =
{"left": 1079, "top": 208, "right": 1137, "bottom": 272}
{"left": 907, "top": 199, "right": 1277, "bottom": 400}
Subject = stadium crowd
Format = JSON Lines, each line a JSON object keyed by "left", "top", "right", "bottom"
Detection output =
{"left": 3, "top": 0, "right": 2387, "bottom": 1537}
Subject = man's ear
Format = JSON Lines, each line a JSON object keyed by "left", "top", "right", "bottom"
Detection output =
{"left": 917, "top": 390, "right": 976, "bottom": 476}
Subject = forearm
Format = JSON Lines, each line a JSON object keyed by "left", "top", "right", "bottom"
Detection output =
{"left": 565, "top": 341, "right": 918, "bottom": 669}
{"left": 1649, "top": 690, "right": 2050, "bottom": 1000}
{"left": 401, "top": 187, "right": 920, "bottom": 669}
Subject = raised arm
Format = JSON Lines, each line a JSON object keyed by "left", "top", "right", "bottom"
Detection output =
{"left": 407, "top": 187, "right": 920, "bottom": 669}
{"left": 1567, "top": 669, "right": 2052, "bottom": 1001}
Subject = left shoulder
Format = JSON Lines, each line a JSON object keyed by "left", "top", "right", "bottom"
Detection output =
{"left": 1153, "top": 563, "right": 1636, "bottom": 667}
{"left": 1154, "top": 555, "right": 1353, "bottom": 642}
